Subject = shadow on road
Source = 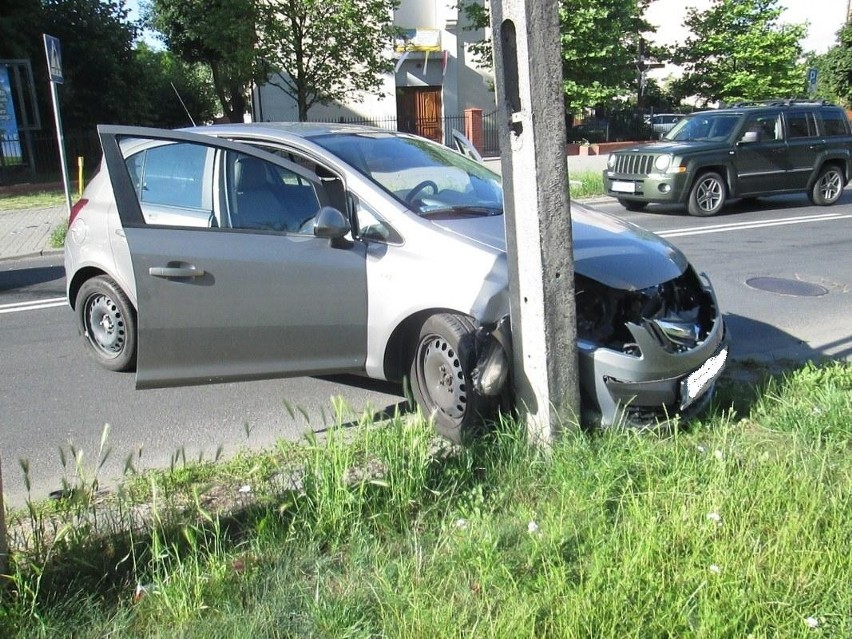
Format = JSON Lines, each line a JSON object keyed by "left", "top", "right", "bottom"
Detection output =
{"left": 0, "top": 264, "right": 64, "bottom": 292}
{"left": 634, "top": 189, "right": 852, "bottom": 218}
{"left": 716, "top": 312, "right": 848, "bottom": 417}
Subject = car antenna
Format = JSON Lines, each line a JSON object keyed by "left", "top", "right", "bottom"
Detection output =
{"left": 171, "top": 82, "right": 197, "bottom": 127}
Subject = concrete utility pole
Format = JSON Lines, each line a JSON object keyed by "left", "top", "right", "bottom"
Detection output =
{"left": 490, "top": 0, "right": 580, "bottom": 444}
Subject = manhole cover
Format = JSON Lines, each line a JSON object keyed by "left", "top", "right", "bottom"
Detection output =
{"left": 746, "top": 277, "right": 828, "bottom": 297}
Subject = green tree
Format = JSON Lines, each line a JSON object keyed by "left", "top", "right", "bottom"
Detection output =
{"left": 0, "top": 0, "right": 42, "bottom": 59}
{"left": 459, "top": 0, "right": 655, "bottom": 113}
{"left": 147, "top": 0, "right": 261, "bottom": 122}
{"left": 670, "top": 0, "right": 806, "bottom": 105}
{"left": 40, "top": 0, "right": 139, "bottom": 132}
{"left": 559, "top": 1, "right": 654, "bottom": 112}
{"left": 130, "top": 44, "right": 218, "bottom": 127}
{"left": 259, "top": 0, "right": 400, "bottom": 121}
{"left": 822, "top": 23, "right": 852, "bottom": 107}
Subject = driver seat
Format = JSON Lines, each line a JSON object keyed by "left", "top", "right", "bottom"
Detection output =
{"left": 232, "top": 156, "right": 286, "bottom": 230}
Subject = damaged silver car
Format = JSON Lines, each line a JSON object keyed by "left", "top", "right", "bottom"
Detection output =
{"left": 64, "top": 123, "right": 727, "bottom": 442}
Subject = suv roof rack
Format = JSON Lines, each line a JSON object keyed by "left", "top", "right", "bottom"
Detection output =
{"left": 727, "top": 99, "right": 833, "bottom": 108}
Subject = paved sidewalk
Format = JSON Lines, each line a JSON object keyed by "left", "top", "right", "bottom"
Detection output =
{"left": 0, "top": 205, "right": 66, "bottom": 261}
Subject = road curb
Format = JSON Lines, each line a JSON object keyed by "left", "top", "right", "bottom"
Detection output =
{"left": 0, "top": 248, "right": 64, "bottom": 263}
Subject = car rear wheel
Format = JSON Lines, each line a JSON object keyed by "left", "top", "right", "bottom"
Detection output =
{"left": 410, "top": 313, "right": 490, "bottom": 443}
{"left": 809, "top": 164, "right": 844, "bottom": 206}
{"left": 76, "top": 275, "right": 137, "bottom": 372}
{"left": 688, "top": 172, "right": 726, "bottom": 216}
{"left": 617, "top": 199, "right": 648, "bottom": 211}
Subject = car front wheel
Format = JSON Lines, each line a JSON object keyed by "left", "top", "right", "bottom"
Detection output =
{"left": 410, "top": 313, "right": 490, "bottom": 443}
{"left": 688, "top": 172, "right": 726, "bottom": 216}
{"left": 76, "top": 275, "right": 137, "bottom": 372}
{"left": 809, "top": 165, "right": 844, "bottom": 206}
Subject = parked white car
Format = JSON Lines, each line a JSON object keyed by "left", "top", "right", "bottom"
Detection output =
{"left": 647, "top": 113, "right": 684, "bottom": 137}
{"left": 65, "top": 123, "right": 727, "bottom": 441}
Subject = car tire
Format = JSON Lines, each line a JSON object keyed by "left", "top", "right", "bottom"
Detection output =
{"left": 687, "top": 172, "right": 726, "bottom": 217}
{"left": 410, "top": 313, "right": 491, "bottom": 443}
{"left": 76, "top": 275, "right": 137, "bottom": 372}
{"left": 809, "top": 164, "right": 844, "bottom": 206}
{"left": 617, "top": 199, "right": 648, "bottom": 212}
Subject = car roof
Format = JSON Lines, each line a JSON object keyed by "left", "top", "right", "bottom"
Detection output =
{"left": 687, "top": 101, "right": 843, "bottom": 118}
{"left": 183, "top": 121, "right": 402, "bottom": 142}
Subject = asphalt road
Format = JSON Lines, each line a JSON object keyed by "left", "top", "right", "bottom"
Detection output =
{"left": 0, "top": 256, "right": 407, "bottom": 505}
{"left": 591, "top": 191, "right": 852, "bottom": 362}
{"left": 2, "top": 192, "right": 850, "bottom": 505}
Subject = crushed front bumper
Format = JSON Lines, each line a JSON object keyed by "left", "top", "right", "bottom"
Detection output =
{"left": 577, "top": 276, "right": 728, "bottom": 428}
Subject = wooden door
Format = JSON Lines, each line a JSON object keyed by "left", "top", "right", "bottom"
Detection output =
{"left": 396, "top": 87, "right": 443, "bottom": 143}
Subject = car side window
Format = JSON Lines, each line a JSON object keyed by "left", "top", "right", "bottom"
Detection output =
{"left": 743, "top": 113, "right": 782, "bottom": 142}
{"left": 821, "top": 109, "right": 850, "bottom": 137}
{"left": 354, "top": 197, "right": 402, "bottom": 244}
{"left": 786, "top": 111, "right": 817, "bottom": 138}
{"left": 124, "top": 142, "right": 215, "bottom": 227}
{"left": 223, "top": 151, "right": 322, "bottom": 233}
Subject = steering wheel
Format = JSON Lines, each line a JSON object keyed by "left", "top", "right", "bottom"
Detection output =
{"left": 405, "top": 180, "right": 439, "bottom": 203}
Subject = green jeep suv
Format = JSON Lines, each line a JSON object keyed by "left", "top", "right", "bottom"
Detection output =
{"left": 603, "top": 100, "right": 852, "bottom": 216}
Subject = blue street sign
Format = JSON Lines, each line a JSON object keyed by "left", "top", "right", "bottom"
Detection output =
{"left": 43, "top": 34, "right": 63, "bottom": 84}
{"left": 808, "top": 67, "right": 818, "bottom": 96}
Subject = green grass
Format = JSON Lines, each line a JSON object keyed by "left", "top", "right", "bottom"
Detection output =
{"left": 1, "top": 361, "right": 850, "bottom": 638}
{"left": 0, "top": 190, "right": 66, "bottom": 211}
{"left": 569, "top": 170, "right": 605, "bottom": 199}
{"left": 49, "top": 221, "right": 68, "bottom": 248}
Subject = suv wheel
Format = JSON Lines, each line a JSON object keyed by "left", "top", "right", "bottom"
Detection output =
{"left": 617, "top": 199, "right": 648, "bottom": 212}
{"left": 688, "top": 172, "right": 727, "bottom": 217}
{"left": 809, "top": 165, "right": 844, "bottom": 206}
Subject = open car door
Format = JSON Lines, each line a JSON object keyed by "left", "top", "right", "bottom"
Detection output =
{"left": 451, "top": 129, "right": 484, "bottom": 163}
{"left": 98, "top": 125, "right": 368, "bottom": 388}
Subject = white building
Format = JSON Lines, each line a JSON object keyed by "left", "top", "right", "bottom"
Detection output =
{"left": 251, "top": 1, "right": 497, "bottom": 149}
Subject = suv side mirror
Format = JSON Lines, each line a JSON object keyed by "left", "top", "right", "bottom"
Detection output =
{"left": 739, "top": 130, "right": 760, "bottom": 144}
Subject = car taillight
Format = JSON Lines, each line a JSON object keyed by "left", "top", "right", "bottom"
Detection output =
{"left": 69, "top": 198, "right": 88, "bottom": 225}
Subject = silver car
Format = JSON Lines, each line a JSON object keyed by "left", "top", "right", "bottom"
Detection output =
{"left": 64, "top": 123, "right": 727, "bottom": 441}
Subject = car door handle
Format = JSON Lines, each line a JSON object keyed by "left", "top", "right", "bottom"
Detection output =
{"left": 149, "top": 265, "right": 205, "bottom": 278}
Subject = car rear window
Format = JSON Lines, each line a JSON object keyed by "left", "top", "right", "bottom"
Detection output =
{"left": 821, "top": 109, "right": 850, "bottom": 137}
{"left": 786, "top": 111, "right": 817, "bottom": 138}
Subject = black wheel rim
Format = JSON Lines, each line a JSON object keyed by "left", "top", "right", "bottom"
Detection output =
{"left": 417, "top": 334, "right": 467, "bottom": 422}
{"left": 84, "top": 292, "right": 126, "bottom": 358}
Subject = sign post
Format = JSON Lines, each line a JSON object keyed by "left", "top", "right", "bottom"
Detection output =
{"left": 808, "top": 67, "right": 819, "bottom": 98}
{"left": 490, "top": 0, "right": 580, "bottom": 444}
{"left": 43, "top": 34, "right": 73, "bottom": 216}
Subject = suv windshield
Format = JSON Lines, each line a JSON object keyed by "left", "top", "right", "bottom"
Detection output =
{"left": 664, "top": 113, "right": 741, "bottom": 142}
{"left": 313, "top": 132, "right": 503, "bottom": 218}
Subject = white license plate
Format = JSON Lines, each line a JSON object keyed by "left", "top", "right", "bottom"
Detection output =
{"left": 680, "top": 347, "right": 728, "bottom": 409}
{"left": 611, "top": 181, "right": 635, "bottom": 193}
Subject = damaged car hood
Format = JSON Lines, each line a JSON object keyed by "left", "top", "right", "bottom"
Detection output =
{"left": 430, "top": 204, "right": 688, "bottom": 291}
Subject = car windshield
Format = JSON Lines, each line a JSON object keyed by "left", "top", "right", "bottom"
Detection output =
{"left": 664, "top": 113, "right": 741, "bottom": 142}
{"left": 312, "top": 132, "right": 503, "bottom": 218}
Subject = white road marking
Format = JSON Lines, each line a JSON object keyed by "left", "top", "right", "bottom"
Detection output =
{"left": 658, "top": 213, "right": 852, "bottom": 238}
{"left": 0, "top": 297, "right": 67, "bottom": 315}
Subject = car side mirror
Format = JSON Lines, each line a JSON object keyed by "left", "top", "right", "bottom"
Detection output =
{"left": 313, "top": 206, "right": 351, "bottom": 246}
{"left": 739, "top": 130, "right": 760, "bottom": 144}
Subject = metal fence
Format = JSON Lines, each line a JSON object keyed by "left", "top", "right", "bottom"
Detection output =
{"left": 0, "top": 130, "right": 101, "bottom": 184}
